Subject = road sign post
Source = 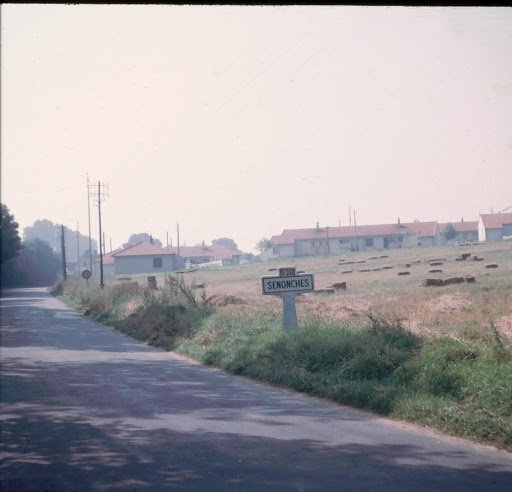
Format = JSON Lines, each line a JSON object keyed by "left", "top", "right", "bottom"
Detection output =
{"left": 261, "top": 267, "right": 315, "bottom": 331}
{"left": 82, "top": 269, "right": 91, "bottom": 287}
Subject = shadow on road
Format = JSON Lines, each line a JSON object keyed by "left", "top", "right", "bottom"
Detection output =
{"left": 1, "top": 288, "right": 511, "bottom": 491}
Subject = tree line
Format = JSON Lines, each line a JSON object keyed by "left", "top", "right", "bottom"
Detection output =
{"left": 1, "top": 204, "right": 247, "bottom": 289}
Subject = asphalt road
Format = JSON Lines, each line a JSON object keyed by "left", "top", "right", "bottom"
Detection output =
{"left": 1, "top": 288, "right": 511, "bottom": 491}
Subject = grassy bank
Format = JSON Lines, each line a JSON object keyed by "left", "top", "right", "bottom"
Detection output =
{"left": 57, "top": 272, "right": 512, "bottom": 451}
{"left": 177, "top": 311, "right": 511, "bottom": 450}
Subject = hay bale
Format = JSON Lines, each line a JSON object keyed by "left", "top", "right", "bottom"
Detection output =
{"left": 486, "top": 264, "right": 498, "bottom": 269}
{"left": 332, "top": 282, "right": 347, "bottom": 290}
{"left": 443, "top": 277, "right": 465, "bottom": 286}
{"left": 423, "top": 278, "right": 444, "bottom": 287}
{"left": 430, "top": 262, "right": 443, "bottom": 266}
{"left": 358, "top": 269, "right": 371, "bottom": 273}
{"left": 429, "top": 269, "right": 443, "bottom": 273}
{"left": 398, "top": 271, "right": 410, "bottom": 276}
{"left": 147, "top": 276, "right": 157, "bottom": 290}
{"left": 382, "top": 266, "right": 393, "bottom": 270}
{"left": 341, "top": 270, "right": 353, "bottom": 274}
{"left": 314, "top": 288, "right": 335, "bottom": 295}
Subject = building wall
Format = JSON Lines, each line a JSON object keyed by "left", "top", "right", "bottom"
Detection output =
{"left": 485, "top": 229, "right": 503, "bottom": 241}
{"left": 276, "top": 244, "right": 294, "bottom": 258}
{"left": 114, "top": 255, "right": 176, "bottom": 275}
{"left": 478, "top": 218, "right": 486, "bottom": 241}
{"left": 502, "top": 224, "right": 512, "bottom": 236}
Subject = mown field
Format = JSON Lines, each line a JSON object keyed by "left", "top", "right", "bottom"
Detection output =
{"left": 58, "top": 241, "right": 512, "bottom": 450}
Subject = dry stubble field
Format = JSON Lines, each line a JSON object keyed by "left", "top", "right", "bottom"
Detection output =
{"left": 147, "top": 241, "right": 512, "bottom": 340}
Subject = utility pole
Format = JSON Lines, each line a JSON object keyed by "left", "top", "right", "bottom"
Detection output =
{"left": 86, "top": 174, "right": 93, "bottom": 273}
{"left": 61, "top": 225, "right": 67, "bottom": 281}
{"left": 177, "top": 223, "right": 180, "bottom": 256}
{"left": 353, "top": 210, "right": 359, "bottom": 252}
{"left": 76, "top": 222, "right": 80, "bottom": 275}
{"left": 89, "top": 180, "right": 108, "bottom": 288}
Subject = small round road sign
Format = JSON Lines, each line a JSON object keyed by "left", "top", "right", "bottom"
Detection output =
{"left": 82, "top": 269, "right": 92, "bottom": 280}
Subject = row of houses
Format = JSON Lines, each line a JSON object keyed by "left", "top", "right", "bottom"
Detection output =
{"left": 263, "top": 213, "right": 512, "bottom": 260}
{"left": 99, "top": 242, "right": 242, "bottom": 277}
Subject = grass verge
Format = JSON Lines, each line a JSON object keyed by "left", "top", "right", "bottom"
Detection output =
{"left": 56, "top": 279, "right": 512, "bottom": 451}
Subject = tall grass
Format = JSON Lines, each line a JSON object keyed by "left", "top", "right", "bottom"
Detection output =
{"left": 177, "top": 312, "right": 512, "bottom": 449}
{"left": 55, "top": 245, "right": 512, "bottom": 450}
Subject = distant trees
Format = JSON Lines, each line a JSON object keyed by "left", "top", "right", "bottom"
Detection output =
{"left": 122, "top": 233, "right": 162, "bottom": 249}
{"left": 23, "top": 219, "right": 97, "bottom": 263}
{"left": 256, "top": 238, "right": 273, "bottom": 252}
{"left": 212, "top": 237, "right": 239, "bottom": 251}
{"left": 1, "top": 207, "right": 60, "bottom": 287}
{"left": 444, "top": 223, "right": 457, "bottom": 242}
{"left": 16, "top": 239, "right": 60, "bottom": 286}
{"left": 1, "top": 204, "right": 21, "bottom": 263}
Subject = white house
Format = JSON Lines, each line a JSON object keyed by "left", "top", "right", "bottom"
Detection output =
{"left": 167, "top": 244, "right": 241, "bottom": 267}
{"left": 479, "top": 213, "right": 512, "bottom": 241}
{"left": 267, "top": 221, "right": 440, "bottom": 258}
{"left": 439, "top": 221, "right": 479, "bottom": 244}
{"left": 113, "top": 242, "right": 183, "bottom": 275}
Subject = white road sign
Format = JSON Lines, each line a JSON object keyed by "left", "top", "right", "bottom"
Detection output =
{"left": 261, "top": 274, "right": 315, "bottom": 295}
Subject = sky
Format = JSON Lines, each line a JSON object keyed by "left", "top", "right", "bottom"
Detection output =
{"left": 2, "top": 5, "right": 512, "bottom": 253}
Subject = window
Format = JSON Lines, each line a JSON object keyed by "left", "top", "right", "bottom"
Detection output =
{"left": 153, "top": 257, "right": 163, "bottom": 268}
{"left": 365, "top": 238, "right": 374, "bottom": 247}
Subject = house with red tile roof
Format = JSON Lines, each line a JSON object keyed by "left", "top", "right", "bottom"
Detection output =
{"left": 478, "top": 213, "right": 512, "bottom": 241}
{"left": 112, "top": 242, "right": 183, "bottom": 275}
{"left": 97, "top": 247, "right": 124, "bottom": 277}
{"left": 167, "top": 244, "right": 242, "bottom": 267}
{"left": 267, "top": 220, "right": 441, "bottom": 258}
{"left": 439, "top": 221, "right": 479, "bottom": 244}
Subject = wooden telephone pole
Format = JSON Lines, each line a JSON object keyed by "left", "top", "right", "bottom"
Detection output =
{"left": 88, "top": 180, "right": 108, "bottom": 288}
{"left": 61, "top": 224, "right": 67, "bottom": 281}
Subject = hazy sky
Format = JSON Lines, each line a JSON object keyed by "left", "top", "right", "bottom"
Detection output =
{"left": 2, "top": 5, "right": 511, "bottom": 252}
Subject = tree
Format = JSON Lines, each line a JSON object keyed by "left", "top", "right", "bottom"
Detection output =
{"left": 16, "top": 239, "right": 60, "bottom": 286}
{"left": 444, "top": 223, "right": 457, "bottom": 242}
{"left": 122, "top": 233, "right": 162, "bottom": 249}
{"left": 1, "top": 204, "right": 21, "bottom": 263}
{"left": 256, "top": 238, "right": 274, "bottom": 252}
{"left": 212, "top": 237, "right": 239, "bottom": 251}
{"left": 23, "top": 219, "right": 97, "bottom": 262}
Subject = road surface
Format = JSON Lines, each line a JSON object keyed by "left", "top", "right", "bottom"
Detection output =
{"left": 1, "top": 288, "right": 511, "bottom": 491}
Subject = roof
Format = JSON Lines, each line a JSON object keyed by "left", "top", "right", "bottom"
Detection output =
{"left": 167, "top": 244, "right": 242, "bottom": 261}
{"left": 480, "top": 213, "right": 512, "bottom": 229}
{"left": 439, "top": 221, "right": 479, "bottom": 233}
{"left": 113, "top": 242, "right": 175, "bottom": 257}
{"left": 402, "top": 221, "right": 438, "bottom": 238}
{"left": 101, "top": 247, "right": 124, "bottom": 265}
{"left": 273, "top": 222, "right": 438, "bottom": 245}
